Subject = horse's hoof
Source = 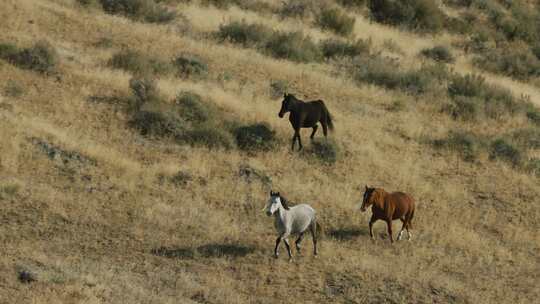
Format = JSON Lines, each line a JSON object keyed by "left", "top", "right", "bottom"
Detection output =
{"left": 274, "top": 254, "right": 279, "bottom": 259}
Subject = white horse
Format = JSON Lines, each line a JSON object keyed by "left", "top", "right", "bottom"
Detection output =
{"left": 263, "top": 191, "right": 320, "bottom": 260}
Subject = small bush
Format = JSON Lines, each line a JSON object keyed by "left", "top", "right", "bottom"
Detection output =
{"left": 432, "top": 131, "right": 481, "bottom": 161}
{"left": 217, "top": 21, "right": 272, "bottom": 47}
{"left": 367, "top": 0, "right": 445, "bottom": 32}
{"left": 234, "top": 123, "right": 276, "bottom": 151}
{"left": 509, "top": 128, "right": 540, "bottom": 150}
{"left": 526, "top": 108, "right": 540, "bottom": 126}
{"left": 309, "top": 139, "right": 340, "bottom": 164}
{"left": 446, "top": 96, "right": 482, "bottom": 120}
{"left": 320, "top": 38, "right": 370, "bottom": 59}
{"left": 279, "top": 0, "right": 314, "bottom": 19}
{"left": 316, "top": 7, "right": 355, "bottom": 36}
{"left": 490, "top": 138, "right": 522, "bottom": 166}
{"left": 3, "top": 81, "right": 25, "bottom": 98}
{"left": 109, "top": 50, "right": 172, "bottom": 76}
{"left": 421, "top": 45, "right": 454, "bottom": 63}
{"left": 526, "top": 158, "right": 540, "bottom": 177}
{"left": 448, "top": 73, "right": 486, "bottom": 98}
{"left": 174, "top": 91, "right": 216, "bottom": 125}
{"left": 265, "top": 31, "right": 322, "bottom": 62}
{"left": 128, "top": 76, "right": 162, "bottom": 110}
{"left": 353, "top": 55, "right": 430, "bottom": 94}
{"left": 269, "top": 80, "right": 289, "bottom": 99}
{"left": 182, "top": 127, "right": 234, "bottom": 149}
{"left": 99, "top": 0, "right": 175, "bottom": 23}
{"left": 173, "top": 54, "right": 208, "bottom": 79}
{"left": 1, "top": 41, "right": 58, "bottom": 74}
{"left": 0, "top": 43, "right": 19, "bottom": 59}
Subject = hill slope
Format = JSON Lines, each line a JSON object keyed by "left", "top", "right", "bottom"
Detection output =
{"left": 1, "top": 0, "right": 539, "bottom": 303}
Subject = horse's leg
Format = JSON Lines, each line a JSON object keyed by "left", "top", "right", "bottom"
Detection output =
{"left": 386, "top": 219, "right": 394, "bottom": 243}
{"left": 397, "top": 219, "right": 406, "bottom": 241}
{"left": 291, "top": 133, "right": 296, "bottom": 150}
{"left": 295, "top": 233, "right": 305, "bottom": 253}
{"left": 274, "top": 236, "right": 282, "bottom": 258}
{"left": 309, "top": 222, "right": 318, "bottom": 256}
{"left": 283, "top": 238, "right": 292, "bottom": 260}
{"left": 296, "top": 129, "right": 303, "bottom": 151}
{"left": 369, "top": 215, "right": 377, "bottom": 240}
{"left": 310, "top": 125, "right": 318, "bottom": 140}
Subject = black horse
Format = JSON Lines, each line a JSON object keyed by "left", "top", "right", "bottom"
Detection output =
{"left": 278, "top": 93, "right": 334, "bottom": 150}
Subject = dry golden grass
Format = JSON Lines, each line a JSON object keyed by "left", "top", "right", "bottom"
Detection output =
{"left": 1, "top": 0, "right": 539, "bottom": 303}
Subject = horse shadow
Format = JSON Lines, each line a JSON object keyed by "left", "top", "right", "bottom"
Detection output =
{"left": 151, "top": 243, "right": 256, "bottom": 259}
{"left": 327, "top": 227, "right": 369, "bottom": 241}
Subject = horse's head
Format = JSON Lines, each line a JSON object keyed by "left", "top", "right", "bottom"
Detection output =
{"left": 360, "top": 185, "right": 380, "bottom": 212}
{"left": 278, "top": 93, "right": 294, "bottom": 118}
{"left": 264, "top": 191, "right": 282, "bottom": 216}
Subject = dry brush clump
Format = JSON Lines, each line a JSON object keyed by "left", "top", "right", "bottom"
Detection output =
{"left": 315, "top": 6, "right": 356, "bottom": 37}
{"left": 367, "top": 0, "right": 445, "bottom": 32}
{"left": 99, "top": 0, "right": 176, "bottom": 23}
{"left": 109, "top": 50, "right": 173, "bottom": 76}
{"left": 0, "top": 40, "right": 58, "bottom": 74}
{"left": 420, "top": 45, "right": 454, "bottom": 63}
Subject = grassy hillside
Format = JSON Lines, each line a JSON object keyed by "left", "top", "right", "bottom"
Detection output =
{"left": 1, "top": 0, "right": 539, "bottom": 303}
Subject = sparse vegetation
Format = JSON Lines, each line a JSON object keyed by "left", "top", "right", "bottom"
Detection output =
{"left": 217, "top": 20, "right": 272, "bottom": 47}
{"left": 320, "top": 38, "right": 370, "bottom": 59}
{"left": 2, "top": 1, "right": 540, "bottom": 304}
{"left": 315, "top": 7, "right": 356, "bottom": 36}
{"left": 109, "top": 50, "right": 172, "bottom": 76}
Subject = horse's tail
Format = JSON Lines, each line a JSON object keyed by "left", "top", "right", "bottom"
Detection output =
{"left": 320, "top": 100, "right": 334, "bottom": 131}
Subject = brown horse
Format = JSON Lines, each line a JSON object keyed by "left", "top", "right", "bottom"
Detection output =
{"left": 359, "top": 186, "right": 415, "bottom": 243}
{"left": 278, "top": 93, "right": 334, "bottom": 151}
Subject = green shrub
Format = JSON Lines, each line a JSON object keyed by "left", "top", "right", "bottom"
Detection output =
{"left": 99, "top": 0, "right": 175, "bottom": 23}
{"left": 490, "top": 138, "right": 522, "bottom": 166}
{"left": 421, "top": 45, "right": 454, "bottom": 63}
{"left": 173, "top": 54, "right": 208, "bottom": 79}
{"left": 265, "top": 31, "right": 322, "bottom": 62}
{"left": 1, "top": 41, "right": 58, "bottom": 74}
{"left": 234, "top": 123, "right": 276, "bottom": 151}
{"left": 532, "top": 44, "right": 540, "bottom": 60}
{"left": 320, "top": 38, "right": 370, "bottom": 59}
{"left": 109, "top": 50, "right": 172, "bottom": 76}
{"left": 367, "top": 0, "right": 445, "bottom": 32}
{"left": 217, "top": 21, "right": 272, "bottom": 47}
{"left": 443, "top": 0, "right": 472, "bottom": 7}
{"left": 432, "top": 131, "right": 481, "bottom": 161}
{"left": 308, "top": 139, "right": 340, "bottom": 164}
{"left": 316, "top": 7, "right": 355, "bottom": 36}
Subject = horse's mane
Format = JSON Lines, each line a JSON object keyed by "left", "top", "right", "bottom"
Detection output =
{"left": 279, "top": 195, "right": 291, "bottom": 210}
